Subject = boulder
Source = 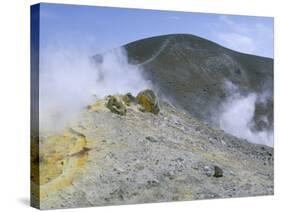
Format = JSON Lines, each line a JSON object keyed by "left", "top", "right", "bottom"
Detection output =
{"left": 106, "top": 96, "right": 127, "bottom": 115}
{"left": 213, "top": 165, "right": 223, "bottom": 178}
{"left": 136, "top": 89, "right": 160, "bottom": 114}
{"left": 122, "top": 93, "right": 136, "bottom": 106}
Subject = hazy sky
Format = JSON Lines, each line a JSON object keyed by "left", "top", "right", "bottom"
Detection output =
{"left": 39, "top": 3, "right": 274, "bottom": 58}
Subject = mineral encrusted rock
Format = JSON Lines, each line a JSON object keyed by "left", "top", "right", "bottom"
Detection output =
{"left": 122, "top": 93, "right": 136, "bottom": 106}
{"left": 136, "top": 89, "right": 160, "bottom": 114}
{"left": 33, "top": 92, "right": 274, "bottom": 209}
{"left": 106, "top": 96, "right": 127, "bottom": 115}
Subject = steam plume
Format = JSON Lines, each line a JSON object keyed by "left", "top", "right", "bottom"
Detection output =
{"left": 39, "top": 45, "right": 151, "bottom": 132}
{"left": 217, "top": 80, "right": 273, "bottom": 146}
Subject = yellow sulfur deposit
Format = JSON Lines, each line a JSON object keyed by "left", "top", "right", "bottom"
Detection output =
{"left": 31, "top": 129, "right": 91, "bottom": 199}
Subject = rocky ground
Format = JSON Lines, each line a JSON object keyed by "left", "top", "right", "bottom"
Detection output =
{"left": 32, "top": 90, "right": 274, "bottom": 209}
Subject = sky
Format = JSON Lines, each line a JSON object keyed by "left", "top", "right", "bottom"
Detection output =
{"left": 39, "top": 3, "right": 274, "bottom": 58}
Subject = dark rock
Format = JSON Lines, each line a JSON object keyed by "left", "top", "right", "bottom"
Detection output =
{"left": 213, "top": 165, "right": 223, "bottom": 178}
{"left": 147, "top": 179, "right": 160, "bottom": 188}
{"left": 145, "top": 136, "right": 158, "bottom": 143}
{"left": 110, "top": 188, "right": 124, "bottom": 201}
{"left": 267, "top": 151, "right": 272, "bottom": 157}
{"left": 174, "top": 157, "right": 184, "bottom": 162}
{"left": 235, "top": 68, "right": 241, "bottom": 75}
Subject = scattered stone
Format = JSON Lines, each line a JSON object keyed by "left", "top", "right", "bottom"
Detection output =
{"left": 145, "top": 136, "right": 158, "bottom": 143}
{"left": 174, "top": 157, "right": 184, "bottom": 162}
{"left": 191, "top": 165, "right": 199, "bottom": 170}
{"left": 164, "top": 171, "right": 176, "bottom": 180}
{"left": 213, "top": 165, "right": 223, "bottom": 178}
{"left": 147, "top": 179, "right": 160, "bottom": 188}
{"left": 113, "top": 167, "right": 125, "bottom": 174}
{"left": 106, "top": 96, "right": 127, "bottom": 115}
{"left": 136, "top": 89, "right": 160, "bottom": 114}
{"left": 203, "top": 166, "right": 212, "bottom": 177}
{"left": 122, "top": 93, "right": 136, "bottom": 106}
{"left": 109, "top": 188, "right": 124, "bottom": 201}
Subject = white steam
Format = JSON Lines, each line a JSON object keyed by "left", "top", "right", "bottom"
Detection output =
{"left": 39, "top": 46, "right": 151, "bottom": 132}
{"left": 217, "top": 80, "right": 273, "bottom": 146}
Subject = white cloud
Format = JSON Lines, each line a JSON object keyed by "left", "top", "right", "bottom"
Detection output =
{"left": 219, "top": 15, "right": 250, "bottom": 34}
{"left": 210, "top": 15, "right": 273, "bottom": 57}
{"left": 216, "top": 32, "right": 256, "bottom": 54}
{"left": 255, "top": 23, "right": 273, "bottom": 39}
